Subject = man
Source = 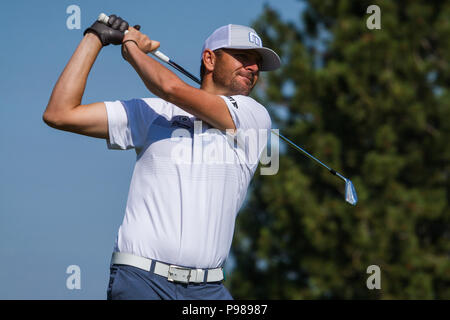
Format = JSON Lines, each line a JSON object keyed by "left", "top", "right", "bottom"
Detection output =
{"left": 43, "top": 14, "right": 280, "bottom": 299}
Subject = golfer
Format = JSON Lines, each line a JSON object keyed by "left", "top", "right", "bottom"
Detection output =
{"left": 43, "top": 14, "right": 280, "bottom": 299}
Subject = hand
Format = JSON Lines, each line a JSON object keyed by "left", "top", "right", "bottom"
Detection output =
{"left": 83, "top": 14, "right": 129, "bottom": 46}
{"left": 122, "top": 27, "right": 160, "bottom": 54}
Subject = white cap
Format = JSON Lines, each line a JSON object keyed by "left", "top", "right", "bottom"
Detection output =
{"left": 202, "top": 24, "right": 281, "bottom": 71}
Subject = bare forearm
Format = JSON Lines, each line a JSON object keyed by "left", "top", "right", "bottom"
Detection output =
{"left": 45, "top": 33, "right": 102, "bottom": 117}
{"left": 122, "top": 33, "right": 235, "bottom": 131}
{"left": 123, "top": 42, "right": 182, "bottom": 101}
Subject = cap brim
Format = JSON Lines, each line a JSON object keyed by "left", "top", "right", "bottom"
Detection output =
{"left": 222, "top": 46, "right": 281, "bottom": 71}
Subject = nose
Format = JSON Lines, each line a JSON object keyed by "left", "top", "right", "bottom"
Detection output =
{"left": 244, "top": 53, "right": 261, "bottom": 74}
{"left": 243, "top": 58, "right": 260, "bottom": 77}
{"left": 245, "top": 61, "right": 259, "bottom": 73}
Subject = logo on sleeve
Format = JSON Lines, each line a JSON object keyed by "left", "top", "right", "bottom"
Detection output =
{"left": 227, "top": 96, "right": 239, "bottom": 109}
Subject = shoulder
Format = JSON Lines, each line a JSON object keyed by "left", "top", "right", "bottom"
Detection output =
{"left": 141, "top": 97, "right": 182, "bottom": 114}
{"left": 225, "top": 95, "right": 263, "bottom": 107}
{"left": 229, "top": 95, "right": 268, "bottom": 114}
{"left": 228, "top": 95, "right": 271, "bottom": 128}
{"left": 140, "top": 97, "right": 166, "bottom": 109}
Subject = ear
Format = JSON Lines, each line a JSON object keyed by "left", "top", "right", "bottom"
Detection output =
{"left": 202, "top": 49, "right": 217, "bottom": 73}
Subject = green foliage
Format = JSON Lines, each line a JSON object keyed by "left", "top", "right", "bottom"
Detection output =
{"left": 228, "top": 0, "right": 449, "bottom": 299}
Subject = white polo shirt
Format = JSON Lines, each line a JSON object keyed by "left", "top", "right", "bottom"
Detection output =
{"left": 105, "top": 95, "right": 271, "bottom": 269}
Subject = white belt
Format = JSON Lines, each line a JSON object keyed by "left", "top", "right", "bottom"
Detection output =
{"left": 110, "top": 252, "right": 224, "bottom": 284}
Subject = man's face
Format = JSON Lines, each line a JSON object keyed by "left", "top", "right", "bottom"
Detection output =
{"left": 212, "top": 49, "right": 261, "bottom": 96}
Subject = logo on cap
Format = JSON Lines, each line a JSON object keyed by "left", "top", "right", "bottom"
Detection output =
{"left": 248, "top": 32, "right": 262, "bottom": 47}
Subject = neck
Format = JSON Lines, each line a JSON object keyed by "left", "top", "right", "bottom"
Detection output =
{"left": 200, "top": 78, "right": 230, "bottom": 96}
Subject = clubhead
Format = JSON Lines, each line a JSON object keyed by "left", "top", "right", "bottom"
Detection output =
{"left": 345, "top": 180, "right": 358, "bottom": 205}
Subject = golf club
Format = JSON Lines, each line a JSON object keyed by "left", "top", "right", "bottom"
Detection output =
{"left": 97, "top": 13, "right": 358, "bottom": 206}
{"left": 98, "top": 13, "right": 201, "bottom": 84}
{"left": 271, "top": 131, "right": 358, "bottom": 206}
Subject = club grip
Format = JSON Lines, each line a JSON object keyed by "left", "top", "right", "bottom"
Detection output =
{"left": 97, "top": 13, "right": 140, "bottom": 34}
{"left": 97, "top": 13, "right": 171, "bottom": 66}
{"left": 98, "top": 13, "right": 109, "bottom": 24}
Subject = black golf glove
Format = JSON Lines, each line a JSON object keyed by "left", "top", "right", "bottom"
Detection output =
{"left": 83, "top": 14, "right": 129, "bottom": 46}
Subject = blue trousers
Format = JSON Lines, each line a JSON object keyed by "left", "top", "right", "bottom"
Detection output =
{"left": 107, "top": 264, "right": 233, "bottom": 300}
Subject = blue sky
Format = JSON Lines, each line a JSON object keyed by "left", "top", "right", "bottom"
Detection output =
{"left": 0, "top": 0, "right": 304, "bottom": 299}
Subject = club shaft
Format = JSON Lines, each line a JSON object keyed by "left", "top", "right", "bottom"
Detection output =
{"left": 271, "top": 131, "right": 330, "bottom": 170}
{"left": 155, "top": 53, "right": 348, "bottom": 181}
{"left": 167, "top": 60, "right": 202, "bottom": 84}
{"left": 97, "top": 13, "right": 356, "bottom": 204}
{"left": 272, "top": 131, "right": 346, "bottom": 179}
{"left": 98, "top": 13, "right": 348, "bottom": 182}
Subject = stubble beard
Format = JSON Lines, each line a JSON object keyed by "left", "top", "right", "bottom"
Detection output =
{"left": 213, "top": 70, "right": 255, "bottom": 96}
{"left": 229, "top": 78, "right": 252, "bottom": 96}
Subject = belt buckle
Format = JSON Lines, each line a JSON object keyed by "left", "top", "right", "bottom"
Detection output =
{"left": 167, "top": 265, "right": 191, "bottom": 283}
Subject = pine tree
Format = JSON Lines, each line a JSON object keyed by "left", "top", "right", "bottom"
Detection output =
{"left": 228, "top": 0, "right": 450, "bottom": 299}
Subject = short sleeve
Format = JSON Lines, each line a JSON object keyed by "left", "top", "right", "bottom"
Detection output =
{"left": 220, "top": 95, "right": 272, "bottom": 170}
{"left": 220, "top": 95, "right": 271, "bottom": 132}
{"left": 105, "top": 98, "right": 160, "bottom": 150}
